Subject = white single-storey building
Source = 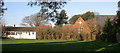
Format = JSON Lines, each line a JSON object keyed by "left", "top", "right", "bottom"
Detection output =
{"left": 4, "top": 27, "right": 37, "bottom": 39}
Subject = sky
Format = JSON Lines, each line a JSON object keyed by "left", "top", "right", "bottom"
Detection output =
{"left": 3, "top": 0, "right": 119, "bottom": 27}
{"left": 4, "top": 0, "right": 120, "bottom": 2}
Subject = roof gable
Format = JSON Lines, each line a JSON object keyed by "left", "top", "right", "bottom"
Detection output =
{"left": 73, "top": 17, "right": 85, "bottom": 27}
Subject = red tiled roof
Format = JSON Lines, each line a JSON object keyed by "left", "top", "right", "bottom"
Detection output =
{"left": 39, "top": 25, "right": 51, "bottom": 27}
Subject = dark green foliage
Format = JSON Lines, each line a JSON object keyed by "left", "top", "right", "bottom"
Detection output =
{"left": 100, "top": 18, "right": 117, "bottom": 42}
{"left": 28, "top": 1, "right": 66, "bottom": 22}
{"left": 116, "top": 11, "right": 120, "bottom": 32}
{"left": 69, "top": 15, "right": 81, "bottom": 24}
{"left": 102, "top": 18, "right": 112, "bottom": 35}
{"left": 116, "top": 1, "right": 120, "bottom": 33}
{"left": 69, "top": 11, "right": 94, "bottom": 24}
{"left": 118, "top": 1, "right": 120, "bottom": 8}
{"left": 97, "top": 1, "right": 120, "bottom": 43}
{"left": 81, "top": 11, "right": 95, "bottom": 21}
{"left": 55, "top": 10, "right": 68, "bottom": 26}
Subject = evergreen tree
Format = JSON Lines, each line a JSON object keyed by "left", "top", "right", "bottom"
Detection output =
{"left": 116, "top": 1, "right": 120, "bottom": 33}
{"left": 69, "top": 15, "right": 81, "bottom": 24}
{"left": 55, "top": 10, "right": 68, "bottom": 26}
{"left": 81, "top": 11, "right": 95, "bottom": 21}
{"left": 101, "top": 18, "right": 117, "bottom": 42}
{"left": 28, "top": 1, "right": 67, "bottom": 22}
{"left": 68, "top": 11, "right": 94, "bottom": 24}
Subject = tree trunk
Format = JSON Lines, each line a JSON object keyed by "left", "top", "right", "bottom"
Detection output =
{"left": 56, "top": 35, "right": 59, "bottom": 40}
{"left": 48, "top": 34, "right": 51, "bottom": 40}
{"left": 116, "top": 33, "right": 120, "bottom": 43}
{"left": 44, "top": 35, "right": 46, "bottom": 40}
{"left": 90, "top": 32, "right": 93, "bottom": 40}
{"left": 52, "top": 33, "right": 55, "bottom": 40}
{"left": 61, "top": 33, "right": 64, "bottom": 40}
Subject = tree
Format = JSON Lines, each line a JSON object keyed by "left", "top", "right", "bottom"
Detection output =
{"left": 100, "top": 18, "right": 117, "bottom": 42}
{"left": 55, "top": 10, "right": 68, "bottom": 26}
{"left": 0, "top": 18, "right": 5, "bottom": 26}
{"left": 69, "top": 15, "right": 81, "bottom": 24}
{"left": 81, "top": 11, "right": 95, "bottom": 21}
{"left": 0, "top": 0, "right": 7, "bottom": 17}
{"left": 118, "top": 1, "right": 120, "bottom": 10}
{"left": 0, "top": 0, "right": 7, "bottom": 39}
{"left": 116, "top": 1, "right": 120, "bottom": 32}
{"left": 28, "top": 0, "right": 67, "bottom": 22}
{"left": 21, "top": 13, "right": 48, "bottom": 27}
{"left": 69, "top": 11, "right": 95, "bottom": 24}
{"left": 0, "top": 0, "right": 7, "bottom": 26}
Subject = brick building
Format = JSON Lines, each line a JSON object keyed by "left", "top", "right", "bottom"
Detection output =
{"left": 63, "top": 17, "right": 91, "bottom": 35}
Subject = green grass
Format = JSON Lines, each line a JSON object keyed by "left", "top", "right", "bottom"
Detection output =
{"left": 1, "top": 39, "right": 120, "bottom": 51}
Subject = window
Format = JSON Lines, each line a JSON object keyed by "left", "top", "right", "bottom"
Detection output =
{"left": 29, "top": 32, "right": 30, "bottom": 35}
{"left": 26, "top": 32, "right": 27, "bottom": 34}
{"left": 10, "top": 32, "right": 15, "bottom": 35}
{"left": 6, "top": 32, "right": 10, "bottom": 35}
{"left": 17, "top": 32, "right": 22, "bottom": 35}
{"left": 16, "top": 32, "right": 17, "bottom": 35}
{"left": 32, "top": 32, "right": 34, "bottom": 35}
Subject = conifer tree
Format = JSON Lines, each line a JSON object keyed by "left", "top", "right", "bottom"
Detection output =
{"left": 55, "top": 10, "right": 68, "bottom": 26}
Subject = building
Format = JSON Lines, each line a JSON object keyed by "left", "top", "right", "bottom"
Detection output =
{"left": 3, "top": 25, "right": 51, "bottom": 39}
{"left": 2, "top": 15, "right": 116, "bottom": 40}
{"left": 95, "top": 15, "right": 115, "bottom": 27}
{"left": 63, "top": 15, "right": 116, "bottom": 35}
{"left": 4, "top": 27, "right": 36, "bottom": 39}
{"left": 63, "top": 17, "right": 91, "bottom": 35}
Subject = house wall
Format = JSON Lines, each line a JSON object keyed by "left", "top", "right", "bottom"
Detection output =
{"left": 7, "top": 31, "right": 36, "bottom": 39}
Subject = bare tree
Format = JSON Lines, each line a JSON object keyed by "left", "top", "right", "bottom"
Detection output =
{"left": 21, "top": 12, "right": 48, "bottom": 27}
{"left": 0, "top": 17, "right": 5, "bottom": 26}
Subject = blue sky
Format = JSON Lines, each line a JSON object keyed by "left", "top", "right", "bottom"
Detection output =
{"left": 3, "top": 2, "right": 118, "bottom": 27}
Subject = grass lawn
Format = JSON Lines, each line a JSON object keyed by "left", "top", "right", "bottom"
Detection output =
{"left": 1, "top": 39, "right": 120, "bottom": 51}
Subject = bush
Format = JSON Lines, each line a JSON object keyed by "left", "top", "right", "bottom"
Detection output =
{"left": 35, "top": 26, "right": 90, "bottom": 40}
{"left": 96, "top": 18, "right": 117, "bottom": 43}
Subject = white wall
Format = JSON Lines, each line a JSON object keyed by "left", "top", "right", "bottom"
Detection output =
{"left": 7, "top": 31, "right": 36, "bottom": 39}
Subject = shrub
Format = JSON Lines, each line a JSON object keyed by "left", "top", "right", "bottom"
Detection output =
{"left": 36, "top": 26, "right": 91, "bottom": 40}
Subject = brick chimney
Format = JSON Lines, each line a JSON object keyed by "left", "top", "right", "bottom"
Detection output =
{"left": 14, "top": 24, "right": 15, "bottom": 27}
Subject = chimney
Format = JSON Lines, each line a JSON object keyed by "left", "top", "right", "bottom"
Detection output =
{"left": 14, "top": 24, "right": 15, "bottom": 27}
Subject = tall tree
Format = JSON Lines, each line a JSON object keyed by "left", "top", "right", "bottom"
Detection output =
{"left": 0, "top": 0, "right": 7, "bottom": 17}
{"left": 116, "top": 1, "right": 120, "bottom": 32}
{"left": 0, "top": 0, "right": 7, "bottom": 26}
{"left": 69, "top": 15, "right": 81, "bottom": 24}
{"left": 0, "top": 0, "right": 7, "bottom": 39}
{"left": 101, "top": 18, "right": 117, "bottom": 42}
{"left": 55, "top": 10, "right": 68, "bottom": 26}
{"left": 28, "top": 0, "right": 67, "bottom": 22}
{"left": 81, "top": 11, "right": 95, "bottom": 21}
{"left": 21, "top": 13, "right": 48, "bottom": 27}
{"left": 69, "top": 11, "right": 95, "bottom": 24}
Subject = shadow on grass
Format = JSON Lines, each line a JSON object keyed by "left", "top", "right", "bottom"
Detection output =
{"left": 2, "top": 40, "right": 120, "bottom": 51}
